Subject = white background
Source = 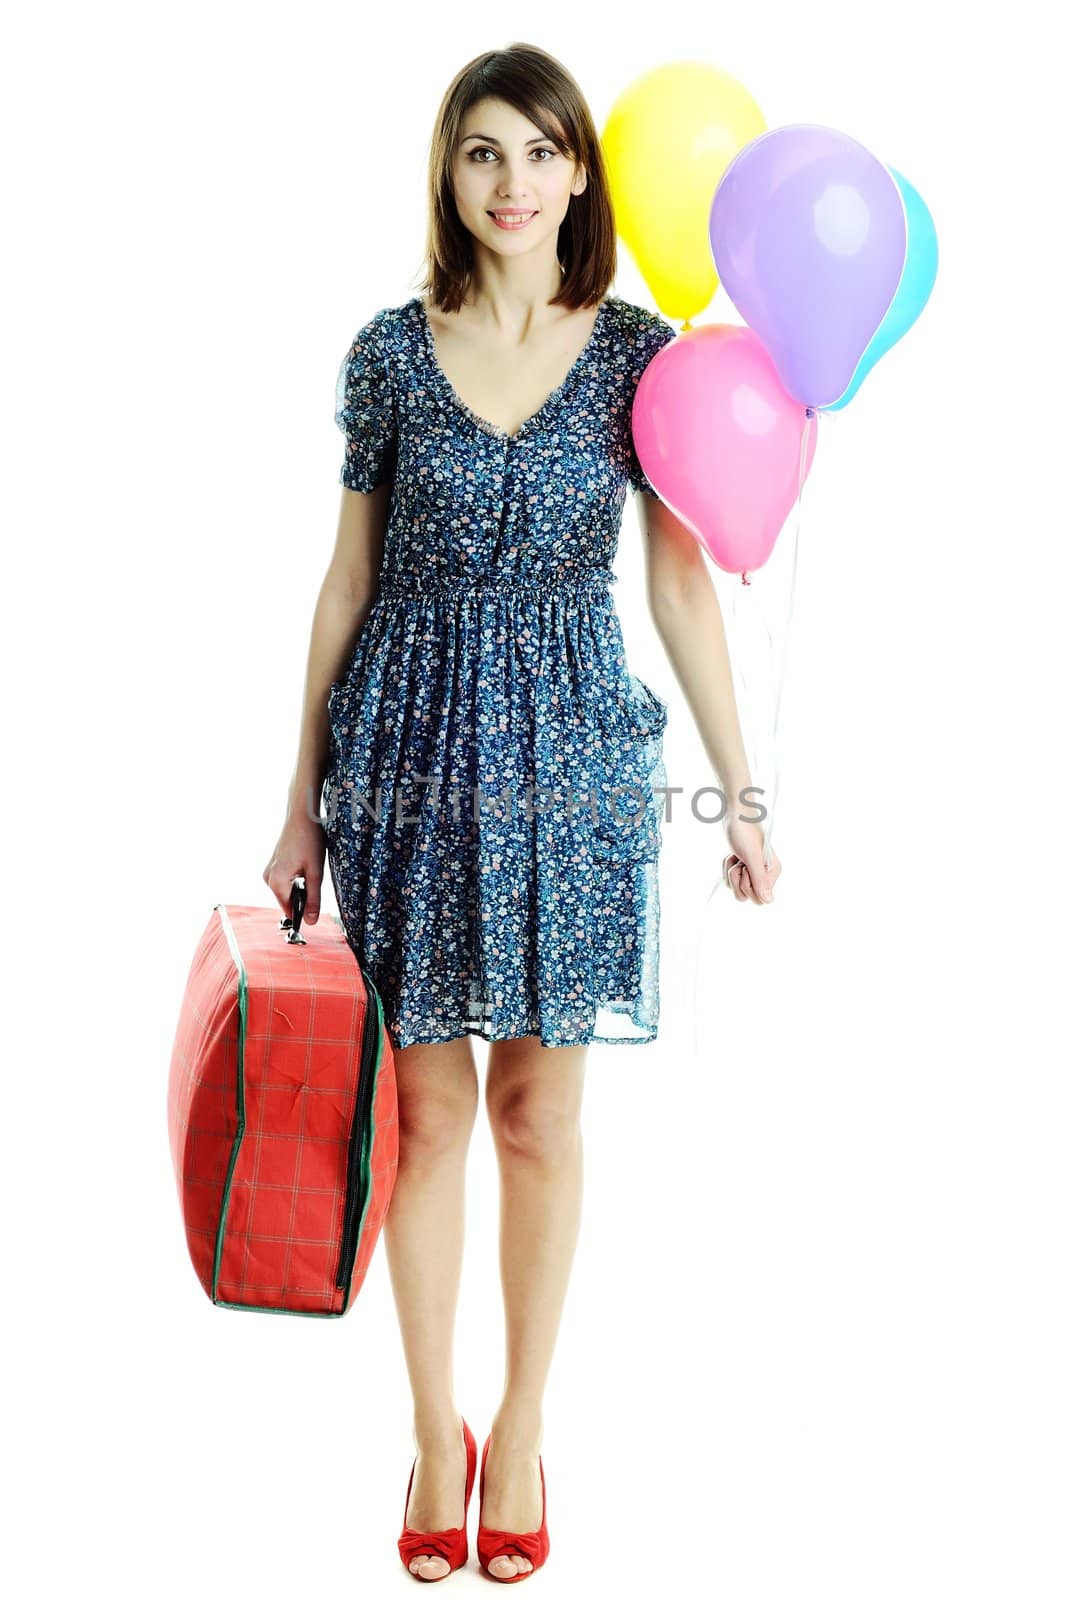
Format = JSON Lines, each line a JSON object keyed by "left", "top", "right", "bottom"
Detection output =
{"left": 4, "top": 3, "right": 1061, "bottom": 1595}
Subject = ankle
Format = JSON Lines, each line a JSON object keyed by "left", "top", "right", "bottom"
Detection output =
{"left": 412, "top": 1407, "right": 464, "bottom": 1450}
{"left": 489, "top": 1405, "right": 544, "bottom": 1448}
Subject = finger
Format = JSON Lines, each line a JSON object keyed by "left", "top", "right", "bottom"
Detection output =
{"left": 760, "top": 852, "right": 782, "bottom": 901}
{"left": 751, "top": 869, "right": 775, "bottom": 904}
{"left": 274, "top": 873, "right": 301, "bottom": 919}
{"left": 263, "top": 873, "right": 286, "bottom": 913}
{"left": 745, "top": 846, "right": 780, "bottom": 904}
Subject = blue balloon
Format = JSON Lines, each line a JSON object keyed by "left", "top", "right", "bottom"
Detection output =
{"left": 823, "top": 165, "right": 938, "bottom": 411}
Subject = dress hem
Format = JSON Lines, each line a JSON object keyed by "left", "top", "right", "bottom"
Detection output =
{"left": 384, "top": 1022, "right": 659, "bottom": 1050}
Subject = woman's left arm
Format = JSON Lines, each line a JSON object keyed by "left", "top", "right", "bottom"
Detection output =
{"left": 636, "top": 493, "right": 781, "bottom": 905}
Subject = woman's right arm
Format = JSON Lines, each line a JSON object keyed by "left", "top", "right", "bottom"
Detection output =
{"left": 262, "top": 478, "right": 391, "bottom": 924}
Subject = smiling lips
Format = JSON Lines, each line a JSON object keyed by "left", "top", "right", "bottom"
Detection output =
{"left": 488, "top": 210, "right": 538, "bottom": 230}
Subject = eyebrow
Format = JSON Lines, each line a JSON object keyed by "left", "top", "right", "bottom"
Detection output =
{"left": 460, "top": 133, "right": 556, "bottom": 145}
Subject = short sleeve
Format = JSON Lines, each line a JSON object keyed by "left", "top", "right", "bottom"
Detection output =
{"left": 335, "top": 312, "right": 398, "bottom": 493}
{"left": 627, "top": 311, "right": 677, "bottom": 499}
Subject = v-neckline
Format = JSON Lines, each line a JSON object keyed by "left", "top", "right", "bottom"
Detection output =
{"left": 413, "top": 294, "right": 609, "bottom": 442}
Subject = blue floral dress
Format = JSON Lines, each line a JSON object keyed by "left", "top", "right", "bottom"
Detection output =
{"left": 321, "top": 292, "right": 677, "bottom": 1049}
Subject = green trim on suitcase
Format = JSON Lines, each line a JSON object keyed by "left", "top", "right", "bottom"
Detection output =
{"left": 339, "top": 973, "right": 387, "bottom": 1313}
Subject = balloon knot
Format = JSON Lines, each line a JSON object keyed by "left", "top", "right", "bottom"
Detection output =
{"left": 741, "top": 570, "right": 751, "bottom": 586}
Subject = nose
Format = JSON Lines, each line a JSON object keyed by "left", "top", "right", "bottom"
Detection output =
{"left": 491, "top": 166, "right": 532, "bottom": 203}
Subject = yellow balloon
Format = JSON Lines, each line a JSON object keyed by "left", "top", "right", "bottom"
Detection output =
{"left": 602, "top": 61, "right": 768, "bottom": 323}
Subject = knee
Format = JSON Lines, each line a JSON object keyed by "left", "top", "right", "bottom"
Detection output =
{"left": 487, "top": 1090, "right": 580, "bottom": 1162}
{"left": 396, "top": 1059, "right": 479, "bottom": 1160}
{"left": 398, "top": 1091, "right": 478, "bottom": 1161}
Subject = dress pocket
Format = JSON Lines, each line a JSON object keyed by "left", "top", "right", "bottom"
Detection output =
{"left": 539, "top": 672, "right": 669, "bottom": 869}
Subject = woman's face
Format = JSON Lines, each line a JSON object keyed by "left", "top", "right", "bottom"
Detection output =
{"left": 450, "top": 97, "right": 586, "bottom": 259}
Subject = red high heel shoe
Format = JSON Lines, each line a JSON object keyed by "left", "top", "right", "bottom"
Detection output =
{"left": 398, "top": 1416, "right": 478, "bottom": 1580}
{"left": 476, "top": 1432, "right": 550, "bottom": 1582}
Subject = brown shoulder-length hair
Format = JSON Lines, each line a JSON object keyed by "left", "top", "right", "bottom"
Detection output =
{"left": 415, "top": 43, "right": 618, "bottom": 315}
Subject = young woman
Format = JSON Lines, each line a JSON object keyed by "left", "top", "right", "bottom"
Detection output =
{"left": 264, "top": 42, "right": 780, "bottom": 1585}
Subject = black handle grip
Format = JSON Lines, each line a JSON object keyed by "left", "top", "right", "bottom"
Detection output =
{"left": 278, "top": 875, "right": 307, "bottom": 944}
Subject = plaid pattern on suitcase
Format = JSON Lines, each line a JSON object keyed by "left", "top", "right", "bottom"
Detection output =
{"left": 168, "top": 903, "right": 398, "bottom": 1316}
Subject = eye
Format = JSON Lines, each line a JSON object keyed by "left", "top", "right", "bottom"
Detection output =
{"left": 468, "top": 146, "right": 555, "bottom": 163}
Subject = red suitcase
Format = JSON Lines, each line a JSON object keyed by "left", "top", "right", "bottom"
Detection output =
{"left": 168, "top": 879, "right": 398, "bottom": 1316}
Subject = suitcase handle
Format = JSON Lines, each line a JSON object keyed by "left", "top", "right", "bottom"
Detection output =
{"left": 278, "top": 875, "right": 307, "bottom": 944}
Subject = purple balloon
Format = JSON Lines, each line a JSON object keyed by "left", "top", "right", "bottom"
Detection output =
{"left": 709, "top": 124, "right": 907, "bottom": 408}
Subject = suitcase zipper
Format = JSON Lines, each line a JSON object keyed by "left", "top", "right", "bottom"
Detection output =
{"left": 335, "top": 965, "right": 383, "bottom": 1291}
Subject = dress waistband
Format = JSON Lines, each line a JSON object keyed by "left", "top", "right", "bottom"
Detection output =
{"left": 378, "top": 567, "right": 616, "bottom": 599}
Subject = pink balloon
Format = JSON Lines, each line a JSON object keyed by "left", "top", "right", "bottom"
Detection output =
{"left": 632, "top": 323, "right": 817, "bottom": 576}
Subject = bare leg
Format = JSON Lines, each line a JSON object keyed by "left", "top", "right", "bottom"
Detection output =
{"left": 384, "top": 1036, "right": 480, "bottom": 1579}
{"left": 481, "top": 1035, "right": 587, "bottom": 1578}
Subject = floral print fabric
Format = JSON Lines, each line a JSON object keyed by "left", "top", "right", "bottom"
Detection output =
{"left": 321, "top": 293, "right": 677, "bottom": 1048}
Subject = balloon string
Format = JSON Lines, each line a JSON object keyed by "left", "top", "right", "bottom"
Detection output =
{"left": 691, "top": 405, "right": 821, "bottom": 1060}
{"left": 760, "top": 407, "right": 814, "bottom": 871}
